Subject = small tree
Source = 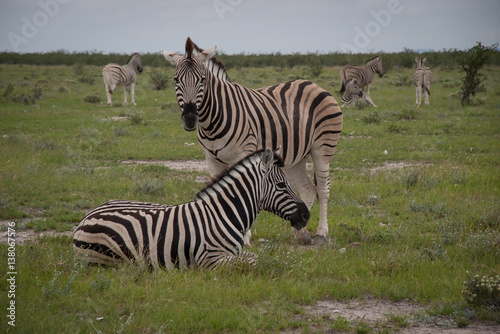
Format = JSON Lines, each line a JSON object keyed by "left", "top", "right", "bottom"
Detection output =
{"left": 455, "top": 42, "right": 498, "bottom": 105}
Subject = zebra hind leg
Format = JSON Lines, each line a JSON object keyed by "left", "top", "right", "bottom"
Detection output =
{"left": 104, "top": 84, "right": 114, "bottom": 106}
{"left": 123, "top": 86, "right": 128, "bottom": 106}
{"left": 130, "top": 82, "right": 137, "bottom": 106}
{"left": 416, "top": 86, "right": 421, "bottom": 107}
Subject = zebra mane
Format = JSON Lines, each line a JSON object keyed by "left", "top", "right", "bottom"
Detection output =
{"left": 365, "top": 56, "right": 380, "bottom": 65}
{"left": 186, "top": 37, "right": 230, "bottom": 82}
{"left": 127, "top": 52, "right": 140, "bottom": 64}
{"left": 195, "top": 149, "right": 284, "bottom": 200}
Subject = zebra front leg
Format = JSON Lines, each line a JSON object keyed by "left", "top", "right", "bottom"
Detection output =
{"left": 424, "top": 89, "right": 430, "bottom": 106}
{"left": 364, "top": 94, "right": 377, "bottom": 108}
{"left": 312, "top": 165, "right": 331, "bottom": 244}
{"left": 130, "top": 82, "right": 137, "bottom": 106}
{"left": 285, "top": 161, "right": 315, "bottom": 245}
{"left": 206, "top": 251, "right": 258, "bottom": 269}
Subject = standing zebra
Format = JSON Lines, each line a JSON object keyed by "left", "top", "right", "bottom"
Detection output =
{"left": 340, "top": 56, "right": 385, "bottom": 106}
{"left": 341, "top": 78, "right": 377, "bottom": 108}
{"left": 102, "top": 53, "right": 143, "bottom": 106}
{"left": 73, "top": 148, "right": 309, "bottom": 269}
{"left": 413, "top": 57, "right": 432, "bottom": 107}
{"left": 162, "top": 38, "right": 343, "bottom": 245}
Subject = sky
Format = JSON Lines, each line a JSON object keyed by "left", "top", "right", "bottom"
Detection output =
{"left": 0, "top": 0, "right": 499, "bottom": 55}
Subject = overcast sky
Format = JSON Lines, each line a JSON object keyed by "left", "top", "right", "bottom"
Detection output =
{"left": 0, "top": 0, "right": 499, "bottom": 55}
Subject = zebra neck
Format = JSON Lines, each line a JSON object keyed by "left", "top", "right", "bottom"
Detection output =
{"left": 195, "top": 167, "right": 261, "bottom": 237}
{"left": 198, "top": 72, "right": 234, "bottom": 127}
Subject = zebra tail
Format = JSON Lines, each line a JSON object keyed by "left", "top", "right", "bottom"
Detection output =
{"left": 103, "top": 71, "right": 113, "bottom": 95}
{"left": 422, "top": 72, "right": 431, "bottom": 95}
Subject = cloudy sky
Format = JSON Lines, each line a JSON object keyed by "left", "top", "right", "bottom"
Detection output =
{"left": 0, "top": 0, "right": 499, "bottom": 55}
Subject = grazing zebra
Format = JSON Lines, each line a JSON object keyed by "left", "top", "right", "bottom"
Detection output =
{"left": 161, "top": 38, "right": 343, "bottom": 245}
{"left": 340, "top": 56, "right": 385, "bottom": 104}
{"left": 341, "top": 78, "right": 377, "bottom": 108}
{"left": 102, "top": 53, "right": 143, "bottom": 106}
{"left": 73, "top": 148, "right": 309, "bottom": 269}
{"left": 413, "top": 57, "right": 432, "bottom": 107}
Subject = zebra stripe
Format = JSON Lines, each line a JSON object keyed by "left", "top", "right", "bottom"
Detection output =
{"left": 162, "top": 38, "right": 343, "bottom": 245}
{"left": 73, "top": 148, "right": 309, "bottom": 269}
{"left": 102, "top": 53, "right": 143, "bottom": 106}
{"left": 413, "top": 57, "right": 432, "bottom": 107}
{"left": 341, "top": 78, "right": 377, "bottom": 108}
{"left": 340, "top": 56, "right": 385, "bottom": 99}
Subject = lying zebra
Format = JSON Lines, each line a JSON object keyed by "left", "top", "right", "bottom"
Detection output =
{"left": 73, "top": 148, "right": 309, "bottom": 270}
{"left": 341, "top": 78, "right": 377, "bottom": 108}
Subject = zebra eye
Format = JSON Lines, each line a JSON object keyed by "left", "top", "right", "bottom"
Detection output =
{"left": 174, "top": 76, "right": 179, "bottom": 84}
{"left": 276, "top": 182, "right": 287, "bottom": 190}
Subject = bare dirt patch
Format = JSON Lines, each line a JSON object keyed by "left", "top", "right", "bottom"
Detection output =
{"left": 0, "top": 220, "right": 76, "bottom": 245}
{"left": 121, "top": 159, "right": 209, "bottom": 173}
{"left": 301, "top": 298, "right": 498, "bottom": 333}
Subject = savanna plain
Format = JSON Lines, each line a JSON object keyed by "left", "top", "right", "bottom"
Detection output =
{"left": 0, "top": 54, "right": 499, "bottom": 333}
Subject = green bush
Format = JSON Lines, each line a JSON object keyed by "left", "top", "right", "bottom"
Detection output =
{"left": 83, "top": 93, "right": 101, "bottom": 104}
{"left": 462, "top": 272, "right": 500, "bottom": 308}
{"left": 455, "top": 42, "right": 499, "bottom": 105}
{"left": 150, "top": 70, "right": 170, "bottom": 90}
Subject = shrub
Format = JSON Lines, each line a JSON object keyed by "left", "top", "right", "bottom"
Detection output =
{"left": 454, "top": 42, "right": 498, "bottom": 105}
{"left": 361, "top": 110, "right": 381, "bottom": 124}
{"left": 134, "top": 178, "right": 164, "bottom": 195}
{"left": 150, "top": 70, "right": 169, "bottom": 90}
{"left": 83, "top": 93, "right": 101, "bottom": 104}
{"left": 462, "top": 272, "right": 500, "bottom": 308}
{"left": 128, "top": 110, "right": 145, "bottom": 125}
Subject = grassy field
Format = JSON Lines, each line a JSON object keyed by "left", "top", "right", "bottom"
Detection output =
{"left": 0, "top": 61, "right": 499, "bottom": 333}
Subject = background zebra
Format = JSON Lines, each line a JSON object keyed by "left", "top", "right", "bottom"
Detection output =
{"left": 162, "top": 38, "right": 343, "bottom": 245}
{"left": 413, "top": 57, "right": 432, "bottom": 107}
{"left": 73, "top": 148, "right": 309, "bottom": 269}
{"left": 341, "top": 78, "right": 377, "bottom": 108}
{"left": 340, "top": 56, "right": 385, "bottom": 105}
{"left": 102, "top": 53, "right": 143, "bottom": 106}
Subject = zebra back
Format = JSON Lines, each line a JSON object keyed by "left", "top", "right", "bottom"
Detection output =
{"left": 340, "top": 56, "right": 384, "bottom": 93}
{"left": 413, "top": 57, "right": 432, "bottom": 92}
{"left": 102, "top": 53, "right": 143, "bottom": 88}
{"left": 73, "top": 148, "right": 309, "bottom": 269}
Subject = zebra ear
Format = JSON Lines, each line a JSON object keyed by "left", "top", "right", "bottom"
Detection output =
{"left": 198, "top": 45, "right": 217, "bottom": 63}
{"left": 262, "top": 148, "right": 274, "bottom": 171}
{"left": 162, "top": 50, "right": 183, "bottom": 66}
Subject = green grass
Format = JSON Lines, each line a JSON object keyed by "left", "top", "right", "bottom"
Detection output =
{"left": 0, "top": 63, "right": 499, "bottom": 332}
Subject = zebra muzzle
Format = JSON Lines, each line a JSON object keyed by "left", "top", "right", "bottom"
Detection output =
{"left": 289, "top": 202, "right": 310, "bottom": 230}
{"left": 181, "top": 103, "right": 199, "bottom": 131}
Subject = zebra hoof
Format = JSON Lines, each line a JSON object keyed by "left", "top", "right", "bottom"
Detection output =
{"left": 312, "top": 235, "right": 327, "bottom": 245}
